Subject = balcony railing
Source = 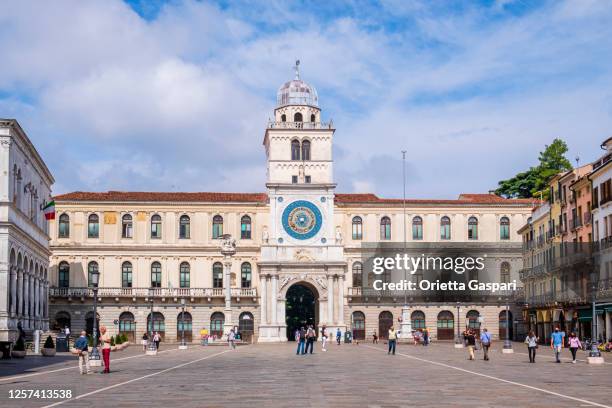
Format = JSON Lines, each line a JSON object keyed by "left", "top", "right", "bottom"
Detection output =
{"left": 267, "top": 121, "right": 333, "bottom": 130}
{"left": 49, "top": 287, "right": 257, "bottom": 298}
{"left": 526, "top": 292, "right": 554, "bottom": 307}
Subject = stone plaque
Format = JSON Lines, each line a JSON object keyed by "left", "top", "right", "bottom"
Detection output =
{"left": 104, "top": 212, "right": 117, "bottom": 224}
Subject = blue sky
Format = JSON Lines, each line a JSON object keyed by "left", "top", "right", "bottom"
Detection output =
{"left": 1, "top": 0, "right": 612, "bottom": 198}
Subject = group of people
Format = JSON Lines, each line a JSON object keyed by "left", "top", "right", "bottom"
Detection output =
{"left": 526, "top": 327, "right": 584, "bottom": 364}
{"left": 141, "top": 331, "right": 162, "bottom": 352}
{"left": 294, "top": 325, "right": 345, "bottom": 354}
{"left": 463, "top": 328, "right": 492, "bottom": 361}
{"left": 73, "top": 325, "right": 112, "bottom": 375}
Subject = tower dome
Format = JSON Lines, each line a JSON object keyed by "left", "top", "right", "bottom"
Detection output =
{"left": 276, "top": 60, "right": 318, "bottom": 108}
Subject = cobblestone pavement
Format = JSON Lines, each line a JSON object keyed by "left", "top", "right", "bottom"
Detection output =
{"left": 0, "top": 341, "right": 610, "bottom": 408}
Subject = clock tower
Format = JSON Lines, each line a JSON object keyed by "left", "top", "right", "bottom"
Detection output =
{"left": 258, "top": 61, "right": 346, "bottom": 342}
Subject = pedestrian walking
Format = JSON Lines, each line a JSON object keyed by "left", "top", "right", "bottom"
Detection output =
{"left": 305, "top": 325, "right": 316, "bottom": 354}
{"left": 99, "top": 325, "right": 111, "bottom": 374}
{"left": 74, "top": 331, "right": 90, "bottom": 375}
{"left": 423, "top": 328, "right": 429, "bottom": 346}
{"left": 387, "top": 326, "right": 397, "bottom": 355}
{"left": 550, "top": 327, "right": 565, "bottom": 363}
{"left": 524, "top": 331, "right": 538, "bottom": 363}
{"left": 298, "top": 327, "right": 306, "bottom": 355}
{"left": 321, "top": 325, "right": 328, "bottom": 351}
{"left": 228, "top": 328, "right": 236, "bottom": 350}
{"left": 480, "top": 328, "right": 492, "bottom": 361}
{"left": 142, "top": 332, "right": 149, "bottom": 352}
{"left": 64, "top": 326, "right": 71, "bottom": 347}
{"left": 372, "top": 330, "right": 378, "bottom": 344}
{"left": 568, "top": 332, "right": 582, "bottom": 363}
{"left": 336, "top": 328, "right": 342, "bottom": 345}
{"left": 466, "top": 330, "right": 476, "bottom": 360}
{"left": 153, "top": 331, "right": 161, "bottom": 350}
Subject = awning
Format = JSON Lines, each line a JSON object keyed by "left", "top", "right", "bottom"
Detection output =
{"left": 577, "top": 308, "right": 604, "bottom": 321}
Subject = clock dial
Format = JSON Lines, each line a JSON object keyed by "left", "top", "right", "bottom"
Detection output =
{"left": 281, "top": 200, "right": 322, "bottom": 240}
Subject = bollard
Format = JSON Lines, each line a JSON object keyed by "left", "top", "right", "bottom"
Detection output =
{"left": 34, "top": 330, "right": 41, "bottom": 355}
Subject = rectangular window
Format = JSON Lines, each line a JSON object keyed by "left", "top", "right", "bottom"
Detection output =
{"left": 241, "top": 271, "right": 251, "bottom": 288}
{"left": 241, "top": 223, "right": 251, "bottom": 239}
{"left": 122, "top": 221, "right": 133, "bottom": 238}
{"left": 88, "top": 222, "right": 99, "bottom": 238}
{"left": 213, "top": 271, "right": 223, "bottom": 288}
{"left": 212, "top": 223, "right": 223, "bottom": 239}
{"left": 305, "top": 175, "right": 311, "bottom": 184}
{"left": 412, "top": 224, "right": 423, "bottom": 240}
{"left": 179, "top": 223, "right": 190, "bottom": 239}
{"left": 440, "top": 225, "right": 451, "bottom": 240}
{"left": 352, "top": 223, "right": 362, "bottom": 240}
{"left": 180, "top": 272, "right": 190, "bottom": 288}
{"left": 151, "top": 224, "right": 162, "bottom": 239}
{"left": 292, "top": 175, "right": 298, "bottom": 184}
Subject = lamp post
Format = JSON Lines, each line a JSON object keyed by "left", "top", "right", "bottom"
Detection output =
{"left": 502, "top": 297, "right": 513, "bottom": 353}
{"left": 146, "top": 287, "right": 157, "bottom": 355}
{"left": 586, "top": 269, "right": 604, "bottom": 364}
{"left": 89, "top": 268, "right": 101, "bottom": 366}
{"left": 399, "top": 150, "right": 412, "bottom": 340}
{"left": 179, "top": 298, "right": 187, "bottom": 350}
{"left": 454, "top": 302, "right": 463, "bottom": 348}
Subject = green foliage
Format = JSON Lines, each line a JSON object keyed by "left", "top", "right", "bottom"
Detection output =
{"left": 121, "top": 333, "right": 127, "bottom": 343}
{"left": 13, "top": 337, "right": 25, "bottom": 351}
{"left": 115, "top": 334, "right": 123, "bottom": 345}
{"left": 44, "top": 335, "right": 55, "bottom": 349}
{"left": 110, "top": 336, "right": 115, "bottom": 346}
{"left": 87, "top": 334, "right": 93, "bottom": 347}
{"left": 495, "top": 138, "right": 573, "bottom": 199}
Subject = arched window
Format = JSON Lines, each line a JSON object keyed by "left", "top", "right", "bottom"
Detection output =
{"left": 179, "top": 215, "right": 190, "bottom": 239}
{"left": 241, "top": 262, "right": 252, "bottom": 288}
{"left": 294, "top": 112, "right": 303, "bottom": 122}
{"left": 122, "top": 214, "right": 133, "bottom": 238}
{"left": 412, "top": 216, "right": 423, "bottom": 240}
{"left": 87, "top": 214, "right": 99, "bottom": 238}
{"left": 213, "top": 262, "right": 223, "bottom": 288}
{"left": 240, "top": 215, "right": 252, "bottom": 239}
{"left": 411, "top": 310, "right": 426, "bottom": 329}
{"left": 380, "top": 216, "right": 391, "bottom": 240}
{"left": 151, "top": 214, "right": 162, "bottom": 239}
{"left": 87, "top": 261, "right": 98, "bottom": 288}
{"left": 352, "top": 262, "right": 363, "bottom": 287}
{"left": 119, "top": 312, "right": 135, "bottom": 342}
{"left": 500, "top": 216, "right": 510, "bottom": 240}
{"left": 177, "top": 311, "right": 193, "bottom": 342}
{"left": 352, "top": 216, "right": 363, "bottom": 240}
{"left": 436, "top": 311, "right": 454, "bottom": 340}
{"left": 54, "top": 311, "right": 71, "bottom": 331}
{"left": 301, "top": 140, "right": 311, "bottom": 161}
{"left": 210, "top": 312, "right": 225, "bottom": 338}
{"left": 500, "top": 261, "right": 511, "bottom": 283}
{"left": 281, "top": 114, "right": 286, "bottom": 122}
{"left": 239, "top": 312, "right": 254, "bottom": 342}
{"left": 212, "top": 215, "right": 223, "bottom": 239}
{"left": 58, "top": 261, "right": 69, "bottom": 288}
{"left": 151, "top": 261, "right": 162, "bottom": 288}
{"left": 310, "top": 114, "right": 315, "bottom": 122}
{"left": 121, "top": 261, "right": 132, "bottom": 288}
{"left": 179, "top": 262, "right": 190, "bottom": 288}
{"left": 378, "top": 311, "right": 394, "bottom": 340}
{"left": 352, "top": 311, "right": 366, "bottom": 340}
{"left": 466, "top": 310, "right": 481, "bottom": 333}
{"left": 58, "top": 213, "right": 70, "bottom": 238}
{"left": 291, "top": 139, "right": 301, "bottom": 161}
{"left": 440, "top": 216, "right": 451, "bottom": 240}
{"left": 468, "top": 216, "right": 478, "bottom": 240}
{"left": 147, "top": 312, "right": 165, "bottom": 338}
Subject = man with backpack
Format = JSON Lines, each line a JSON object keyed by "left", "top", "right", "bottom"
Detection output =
{"left": 305, "top": 325, "right": 316, "bottom": 354}
{"left": 480, "top": 328, "right": 492, "bottom": 361}
{"left": 74, "top": 331, "right": 90, "bottom": 375}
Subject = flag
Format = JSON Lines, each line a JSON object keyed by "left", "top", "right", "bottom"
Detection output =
{"left": 43, "top": 200, "right": 55, "bottom": 220}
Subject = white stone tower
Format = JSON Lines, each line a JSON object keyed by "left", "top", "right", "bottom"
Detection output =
{"left": 258, "top": 62, "right": 346, "bottom": 342}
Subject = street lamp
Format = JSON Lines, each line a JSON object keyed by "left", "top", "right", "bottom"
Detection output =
{"left": 588, "top": 269, "right": 601, "bottom": 360}
{"left": 89, "top": 268, "right": 101, "bottom": 365}
{"left": 454, "top": 302, "right": 463, "bottom": 348}
{"left": 146, "top": 287, "right": 157, "bottom": 355}
{"left": 502, "top": 297, "right": 513, "bottom": 353}
{"left": 179, "top": 298, "right": 187, "bottom": 350}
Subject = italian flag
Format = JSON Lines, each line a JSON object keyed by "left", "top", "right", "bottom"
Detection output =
{"left": 43, "top": 201, "right": 55, "bottom": 220}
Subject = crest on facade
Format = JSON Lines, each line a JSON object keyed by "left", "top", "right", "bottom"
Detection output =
{"left": 279, "top": 275, "right": 296, "bottom": 290}
{"left": 294, "top": 249, "right": 315, "bottom": 262}
{"left": 220, "top": 234, "right": 237, "bottom": 255}
{"left": 315, "top": 276, "right": 328, "bottom": 289}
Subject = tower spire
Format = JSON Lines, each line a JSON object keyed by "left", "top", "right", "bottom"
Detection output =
{"left": 294, "top": 59, "right": 300, "bottom": 80}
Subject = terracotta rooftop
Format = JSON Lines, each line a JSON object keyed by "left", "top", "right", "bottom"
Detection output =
{"left": 54, "top": 191, "right": 538, "bottom": 206}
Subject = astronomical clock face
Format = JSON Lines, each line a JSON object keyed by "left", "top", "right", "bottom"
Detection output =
{"left": 281, "top": 200, "right": 323, "bottom": 240}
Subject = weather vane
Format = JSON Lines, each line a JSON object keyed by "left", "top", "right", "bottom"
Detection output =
{"left": 294, "top": 59, "right": 300, "bottom": 80}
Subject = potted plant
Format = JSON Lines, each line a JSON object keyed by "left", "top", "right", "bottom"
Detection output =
{"left": 11, "top": 337, "right": 26, "bottom": 358}
{"left": 41, "top": 335, "right": 56, "bottom": 357}
{"left": 121, "top": 333, "right": 130, "bottom": 349}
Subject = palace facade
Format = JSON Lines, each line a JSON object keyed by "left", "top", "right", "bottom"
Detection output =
{"left": 47, "top": 66, "right": 536, "bottom": 343}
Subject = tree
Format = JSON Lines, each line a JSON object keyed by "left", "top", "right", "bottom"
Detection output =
{"left": 495, "top": 139, "right": 572, "bottom": 199}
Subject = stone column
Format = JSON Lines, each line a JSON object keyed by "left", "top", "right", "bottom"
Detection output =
{"left": 10, "top": 266, "right": 17, "bottom": 315}
{"left": 327, "top": 274, "right": 334, "bottom": 325}
{"left": 223, "top": 258, "right": 233, "bottom": 335}
{"left": 23, "top": 273, "right": 29, "bottom": 325}
{"left": 337, "top": 274, "right": 345, "bottom": 326}
{"left": 271, "top": 275, "right": 278, "bottom": 325}
{"left": 17, "top": 269, "right": 23, "bottom": 316}
{"left": 260, "top": 275, "right": 268, "bottom": 325}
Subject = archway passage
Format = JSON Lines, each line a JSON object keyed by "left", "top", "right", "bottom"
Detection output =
{"left": 285, "top": 283, "right": 318, "bottom": 340}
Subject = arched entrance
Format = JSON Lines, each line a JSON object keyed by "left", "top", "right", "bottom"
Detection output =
{"left": 285, "top": 283, "right": 318, "bottom": 340}
{"left": 378, "top": 311, "right": 394, "bottom": 340}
